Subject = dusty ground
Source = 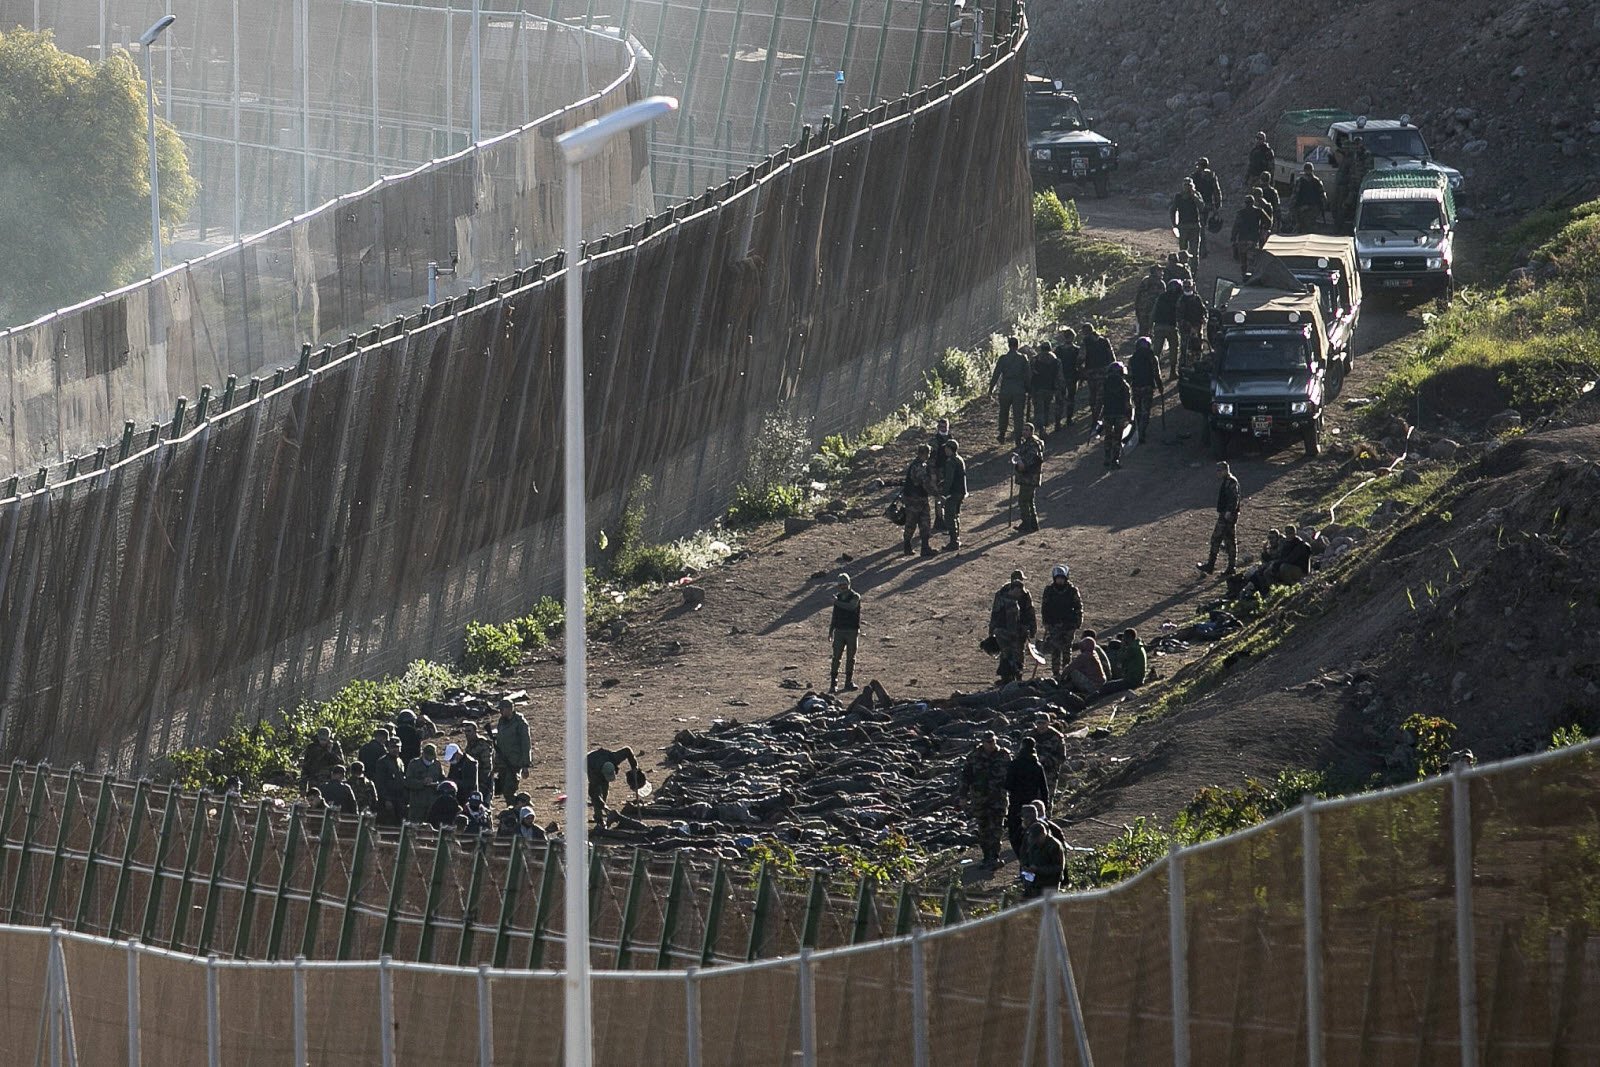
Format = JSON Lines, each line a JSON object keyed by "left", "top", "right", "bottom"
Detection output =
{"left": 460, "top": 192, "right": 1431, "bottom": 850}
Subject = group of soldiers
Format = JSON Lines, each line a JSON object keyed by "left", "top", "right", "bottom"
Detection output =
{"left": 959, "top": 720, "right": 1070, "bottom": 893}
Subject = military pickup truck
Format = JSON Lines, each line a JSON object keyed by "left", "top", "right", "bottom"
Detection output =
{"left": 1178, "top": 254, "right": 1342, "bottom": 458}
{"left": 1025, "top": 75, "right": 1117, "bottom": 197}
{"left": 1271, "top": 111, "right": 1463, "bottom": 196}
{"left": 1261, "top": 234, "right": 1363, "bottom": 378}
{"left": 1353, "top": 170, "right": 1458, "bottom": 299}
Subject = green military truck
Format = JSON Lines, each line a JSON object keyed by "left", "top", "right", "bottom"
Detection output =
{"left": 1179, "top": 254, "right": 1341, "bottom": 458}
{"left": 1353, "top": 170, "right": 1458, "bottom": 299}
{"left": 1025, "top": 75, "right": 1118, "bottom": 198}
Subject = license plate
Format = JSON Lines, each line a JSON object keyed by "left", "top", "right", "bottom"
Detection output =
{"left": 1383, "top": 278, "right": 1414, "bottom": 288}
{"left": 1251, "top": 415, "right": 1272, "bottom": 435}
{"left": 1071, "top": 157, "right": 1087, "bottom": 174}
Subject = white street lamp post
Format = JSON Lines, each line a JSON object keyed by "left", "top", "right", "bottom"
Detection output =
{"left": 140, "top": 14, "right": 177, "bottom": 274}
{"left": 553, "top": 94, "right": 677, "bottom": 1067}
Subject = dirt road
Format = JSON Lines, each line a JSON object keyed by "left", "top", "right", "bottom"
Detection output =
{"left": 501, "top": 193, "right": 1426, "bottom": 845}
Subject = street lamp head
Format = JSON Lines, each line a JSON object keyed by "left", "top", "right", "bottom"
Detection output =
{"left": 556, "top": 96, "right": 679, "bottom": 165}
{"left": 139, "top": 14, "right": 176, "bottom": 46}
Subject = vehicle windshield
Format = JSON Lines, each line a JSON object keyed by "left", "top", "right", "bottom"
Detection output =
{"left": 1357, "top": 200, "right": 1445, "bottom": 233}
{"left": 1293, "top": 272, "right": 1340, "bottom": 318}
{"left": 1220, "top": 334, "right": 1309, "bottom": 374}
{"left": 1357, "top": 128, "right": 1429, "bottom": 157}
{"left": 1027, "top": 95, "right": 1087, "bottom": 135}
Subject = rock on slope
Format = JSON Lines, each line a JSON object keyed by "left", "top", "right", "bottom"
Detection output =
{"left": 1029, "top": 0, "right": 1600, "bottom": 213}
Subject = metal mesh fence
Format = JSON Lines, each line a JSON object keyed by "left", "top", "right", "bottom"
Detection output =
{"left": 0, "top": 18, "right": 1032, "bottom": 770}
{"left": 8, "top": 738, "right": 1600, "bottom": 1061}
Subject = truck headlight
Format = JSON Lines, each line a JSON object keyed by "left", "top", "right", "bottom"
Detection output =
{"left": 1033, "top": 149, "right": 1050, "bottom": 161}
{"left": 1099, "top": 146, "right": 1113, "bottom": 159}
{"left": 1359, "top": 258, "right": 1372, "bottom": 270}
{"left": 1290, "top": 401, "right": 1310, "bottom": 415}
{"left": 1426, "top": 257, "right": 1444, "bottom": 270}
{"left": 1214, "top": 402, "right": 1234, "bottom": 416}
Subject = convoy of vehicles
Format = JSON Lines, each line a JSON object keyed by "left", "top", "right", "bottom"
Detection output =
{"left": 1261, "top": 233, "right": 1363, "bottom": 370}
{"left": 1025, "top": 74, "right": 1117, "bottom": 197}
{"left": 1271, "top": 111, "right": 1463, "bottom": 197}
{"left": 1353, "top": 170, "right": 1458, "bottom": 298}
{"left": 1179, "top": 249, "right": 1356, "bottom": 459}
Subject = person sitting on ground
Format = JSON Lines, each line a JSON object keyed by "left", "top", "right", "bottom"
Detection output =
{"left": 304, "top": 787, "right": 326, "bottom": 812}
{"left": 347, "top": 760, "right": 380, "bottom": 815}
{"left": 517, "top": 806, "right": 546, "bottom": 843}
{"left": 1115, "top": 629, "right": 1149, "bottom": 690}
{"left": 1240, "top": 528, "right": 1284, "bottom": 594}
{"left": 1066, "top": 637, "right": 1108, "bottom": 695}
{"left": 1272, "top": 524, "right": 1314, "bottom": 585}
{"left": 321, "top": 765, "right": 359, "bottom": 815}
{"left": 497, "top": 792, "right": 534, "bottom": 837}
{"left": 426, "top": 780, "right": 462, "bottom": 830}
{"left": 1079, "top": 629, "right": 1113, "bottom": 679}
{"left": 587, "top": 746, "right": 641, "bottom": 830}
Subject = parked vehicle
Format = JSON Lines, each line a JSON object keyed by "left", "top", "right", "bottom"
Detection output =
{"left": 1179, "top": 254, "right": 1338, "bottom": 459}
{"left": 1270, "top": 111, "right": 1462, "bottom": 196}
{"left": 1270, "top": 108, "right": 1355, "bottom": 188}
{"left": 1353, "top": 170, "right": 1458, "bottom": 299}
{"left": 1025, "top": 75, "right": 1117, "bottom": 198}
{"left": 1261, "top": 234, "right": 1363, "bottom": 380}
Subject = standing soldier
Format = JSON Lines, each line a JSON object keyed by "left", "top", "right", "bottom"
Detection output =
{"left": 1190, "top": 157, "right": 1223, "bottom": 255}
{"left": 1053, "top": 325, "right": 1080, "bottom": 430}
{"left": 1011, "top": 424, "right": 1045, "bottom": 533}
{"left": 357, "top": 726, "right": 391, "bottom": 776}
{"left": 1170, "top": 178, "right": 1204, "bottom": 260}
{"left": 827, "top": 573, "right": 861, "bottom": 693}
{"left": 900, "top": 443, "right": 939, "bottom": 557}
{"left": 371, "top": 737, "right": 407, "bottom": 823}
{"left": 1134, "top": 266, "right": 1164, "bottom": 338}
{"left": 1039, "top": 564, "right": 1083, "bottom": 679}
{"left": 1029, "top": 342, "right": 1061, "bottom": 436}
{"left": 960, "top": 732, "right": 1012, "bottom": 869}
{"left": 1231, "top": 195, "right": 1265, "bottom": 276}
{"left": 492, "top": 698, "right": 532, "bottom": 805}
{"left": 930, "top": 418, "right": 953, "bottom": 531}
{"left": 300, "top": 727, "right": 345, "bottom": 796}
{"left": 404, "top": 744, "right": 446, "bottom": 822}
{"left": 1101, "top": 362, "right": 1133, "bottom": 469}
{"left": 1178, "top": 280, "right": 1209, "bottom": 369}
{"left": 988, "top": 336, "right": 1031, "bottom": 444}
{"left": 988, "top": 570, "right": 1037, "bottom": 685}
{"left": 1333, "top": 136, "right": 1371, "bottom": 232}
{"left": 347, "top": 761, "right": 380, "bottom": 815}
{"left": 1128, "top": 337, "right": 1162, "bottom": 445}
{"left": 1150, "top": 280, "right": 1183, "bottom": 381}
{"left": 1254, "top": 172, "right": 1281, "bottom": 229}
{"left": 1005, "top": 737, "right": 1050, "bottom": 858}
{"left": 1246, "top": 131, "right": 1275, "bottom": 186}
{"left": 462, "top": 720, "right": 496, "bottom": 800}
{"left": 941, "top": 439, "right": 967, "bottom": 552}
{"left": 1197, "top": 460, "right": 1242, "bottom": 574}
{"left": 1080, "top": 322, "right": 1114, "bottom": 429}
{"left": 1029, "top": 714, "right": 1068, "bottom": 802}
{"left": 1018, "top": 802, "right": 1067, "bottom": 898}
{"left": 1291, "top": 162, "right": 1327, "bottom": 234}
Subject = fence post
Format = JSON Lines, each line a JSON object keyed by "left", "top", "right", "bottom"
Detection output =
{"left": 1168, "top": 844, "right": 1190, "bottom": 1067}
{"left": 458, "top": 837, "right": 491, "bottom": 967}
{"left": 417, "top": 828, "right": 454, "bottom": 963}
{"left": 527, "top": 839, "right": 560, "bottom": 968}
{"left": 205, "top": 954, "right": 220, "bottom": 1066}
{"left": 800, "top": 871, "right": 827, "bottom": 949}
{"left": 168, "top": 789, "right": 213, "bottom": 949}
{"left": 894, "top": 882, "right": 917, "bottom": 937}
{"left": 126, "top": 940, "right": 141, "bottom": 1067}
{"left": 851, "top": 875, "right": 876, "bottom": 944}
{"left": 491, "top": 835, "right": 526, "bottom": 968}
{"left": 476, "top": 964, "right": 493, "bottom": 1067}
{"left": 910, "top": 928, "right": 930, "bottom": 1067}
{"left": 747, "top": 861, "right": 775, "bottom": 961}
{"left": 798, "top": 947, "right": 817, "bottom": 1066}
{"left": 266, "top": 805, "right": 306, "bottom": 959}
{"left": 1302, "top": 797, "right": 1325, "bottom": 1067}
{"left": 748, "top": 0, "right": 788, "bottom": 152}
{"left": 72, "top": 775, "right": 115, "bottom": 932}
{"left": 685, "top": 967, "right": 703, "bottom": 1067}
{"left": 197, "top": 794, "right": 238, "bottom": 955}
{"left": 1044, "top": 903, "right": 1063, "bottom": 1067}
{"left": 107, "top": 781, "right": 150, "bottom": 941}
{"left": 698, "top": 859, "right": 726, "bottom": 967}
{"left": 1048, "top": 896, "right": 1096, "bottom": 1067}
{"left": 379, "top": 955, "right": 396, "bottom": 1067}
{"left": 656, "top": 852, "right": 687, "bottom": 969}
{"left": 292, "top": 957, "right": 308, "bottom": 1066}
{"left": 336, "top": 815, "right": 376, "bottom": 960}
{"left": 380, "top": 822, "right": 414, "bottom": 959}
{"left": 231, "top": 800, "right": 273, "bottom": 958}
{"left": 614, "top": 847, "right": 648, "bottom": 969}
{"left": 42, "top": 767, "right": 85, "bottom": 925}
{"left": 8, "top": 763, "right": 50, "bottom": 923}
{"left": 1452, "top": 763, "right": 1480, "bottom": 1067}
{"left": 300, "top": 808, "right": 338, "bottom": 958}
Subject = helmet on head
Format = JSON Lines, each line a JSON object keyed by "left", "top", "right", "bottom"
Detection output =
{"left": 1134, "top": 336, "right": 1153, "bottom": 352}
{"left": 1196, "top": 156, "right": 1210, "bottom": 168}
{"left": 1166, "top": 279, "right": 1183, "bottom": 293}
{"left": 1051, "top": 564, "right": 1070, "bottom": 580}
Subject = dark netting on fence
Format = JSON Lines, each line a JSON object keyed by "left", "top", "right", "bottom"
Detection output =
{"left": 0, "top": 21, "right": 1032, "bottom": 769}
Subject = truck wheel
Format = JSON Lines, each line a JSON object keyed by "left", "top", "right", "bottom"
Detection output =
{"left": 1093, "top": 173, "right": 1110, "bottom": 198}
{"left": 1303, "top": 419, "right": 1321, "bottom": 459}
{"left": 1212, "top": 428, "right": 1229, "bottom": 460}
{"left": 1328, "top": 359, "right": 1347, "bottom": 399}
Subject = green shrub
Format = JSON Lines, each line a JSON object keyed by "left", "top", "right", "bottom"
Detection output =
{"left": 1033, "top": 190, "right": 1081, "bottom": 235}
{"left": 727, "top": 482, "right": 811, "bottom": 526}
{"left": 1551, "top": 724, "right": 1590, "bottom": 749}
{"left": 1064, "top": 817, "right": 1172, "bottom": 889}
{"left": 1401, "top": 713, "right": 1459, "bottom": 779}
{"left": 463, "top": 620, "right": 523, "bottom": 673}
{"left": 511, "top": 596, "right": 564, "bottom": 649}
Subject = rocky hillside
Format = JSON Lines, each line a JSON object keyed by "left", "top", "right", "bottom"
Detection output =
{"left": 1029, "top": 0, "right": 1600, "bottom": 215}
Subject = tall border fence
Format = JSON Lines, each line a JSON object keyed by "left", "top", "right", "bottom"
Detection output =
{"left": 6, "top": 738, "right": 1600, "bottom": 1062}
{"left": 0, "top": 762, "right": 975, "bottom": 971}
{"left": 0, "top": 17, "right": 1033, "bottom": 768}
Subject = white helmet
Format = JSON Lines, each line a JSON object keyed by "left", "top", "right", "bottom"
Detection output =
{"left": 1051, "top": 564, "right": 1070, "bottom": 580}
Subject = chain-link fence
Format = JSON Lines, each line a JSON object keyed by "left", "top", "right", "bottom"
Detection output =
{"left": 7, "top": 738, "right": 1600, "bottom": 1063}
{"left": 0, "top": 14, "right": 1033, "bottom": 769}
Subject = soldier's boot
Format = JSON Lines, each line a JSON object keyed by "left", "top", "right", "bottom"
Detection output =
{"left": 1196, "top": 556, "right": 1216, "bottom": 574}
{"left": 901, "top": 534, "right": 914, "bottom": 556}
{"left": 919, "top": 533, "right": 937, "bottom": 557}
{"left": 829, "top": 674, "right": 838, "bottom": 694}
{"left": 843, "top": 671, "right": 856, "bottom": 692}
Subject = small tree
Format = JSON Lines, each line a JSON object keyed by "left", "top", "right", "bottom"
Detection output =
{"left": 0, "top": 29, "right": 196, "bottom": 326}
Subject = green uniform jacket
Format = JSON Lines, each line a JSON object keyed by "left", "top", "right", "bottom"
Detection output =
{"left": 404, "top": 757, "right": 445, "bottom": 820}
{"left": 990, "top": 350, "right": 1031, "bottom": 397}
{"left": 961, "top": 748, "right": 1012, "bottom": 813}
{"left": 494, "top": 713, "right": 532, "bottom": 771}
{"left": 1119, "top": 638, "right": 1148, "bottom": 687}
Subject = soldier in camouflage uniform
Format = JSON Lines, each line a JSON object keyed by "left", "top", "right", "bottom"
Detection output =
{"left": 1029, "top": 713, "right": 1068, "bottom": 805}
{"left": 1018, "top": 801, "right": 1066, "bottom": 898}
{"left": 462, "top": 720, "right": 496, "bottom": 800}
{"left": 961, "top": 731, "right": 1012, "bottom": 868}
{"left": 347, "top": 760, "right": 380, "bottom": 815}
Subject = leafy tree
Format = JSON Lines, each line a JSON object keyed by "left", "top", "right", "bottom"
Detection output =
{"left": 0, "top": 29, "right": 196, "bottom": 326}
